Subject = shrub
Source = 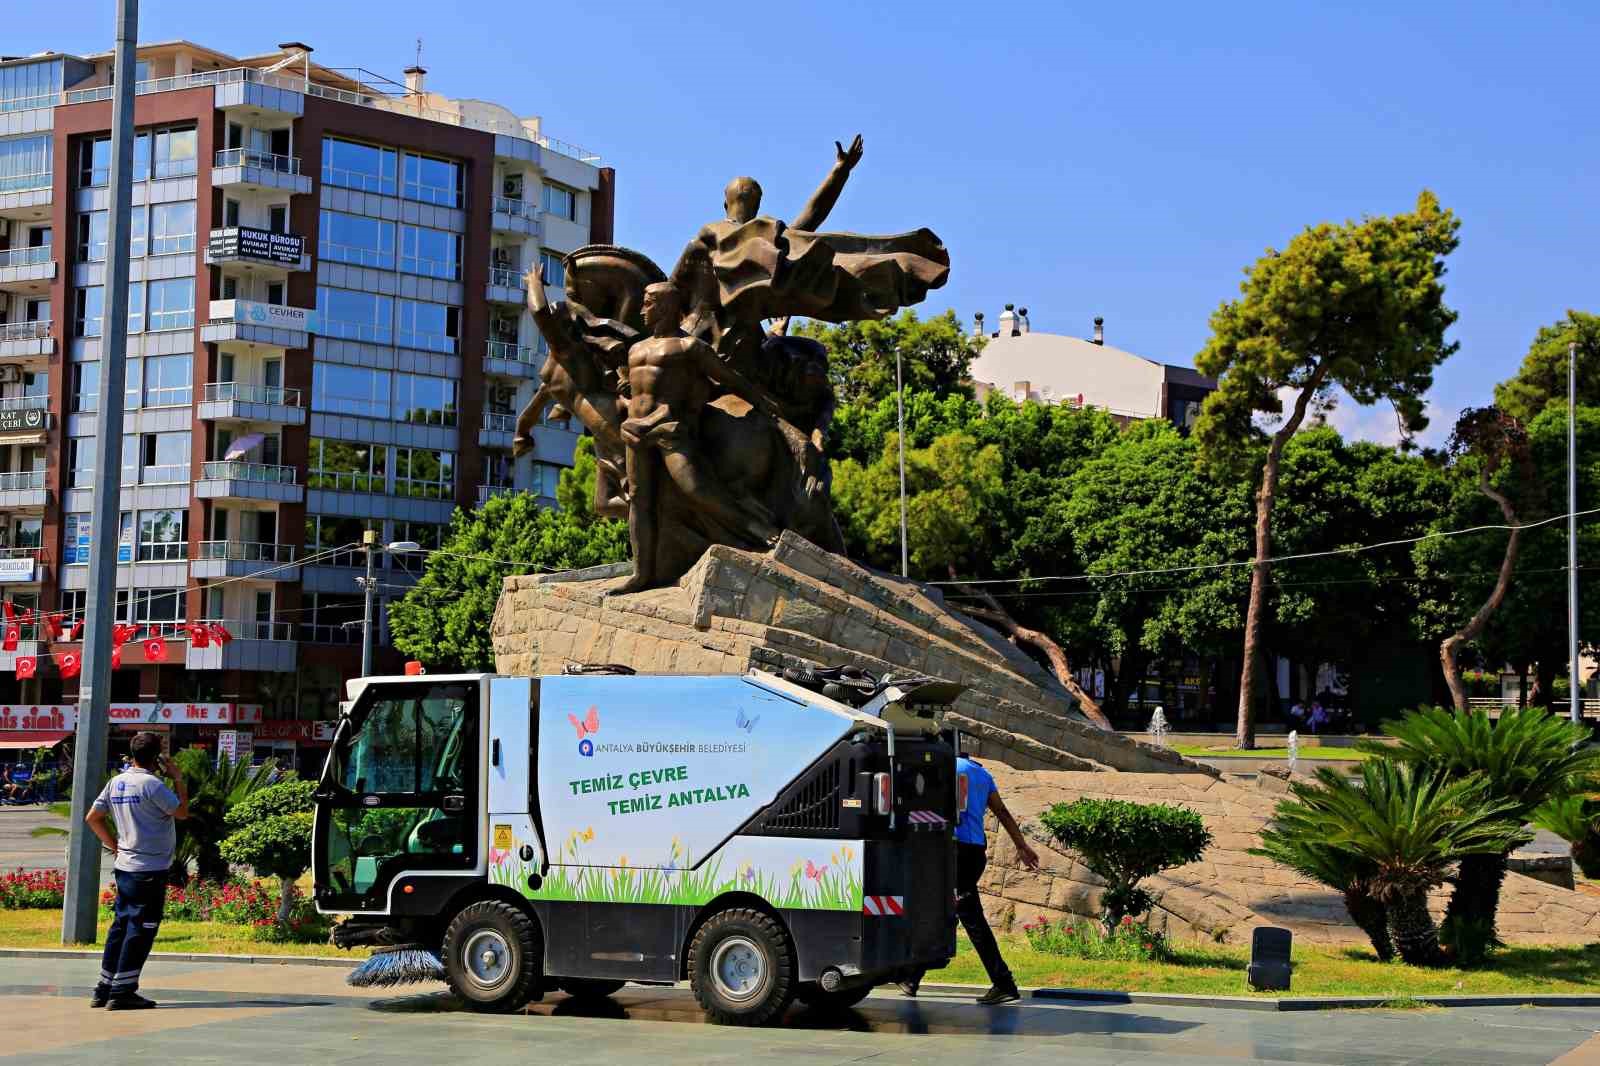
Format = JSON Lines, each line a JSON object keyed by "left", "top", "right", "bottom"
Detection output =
{"left": 1020, "top": 914, "right": 1171, "bottom": 961}
{"left": 0, "top": 868, "right": 65, "bottom": 909}
{"left": 219, "top": 780, "right": 316, "bottom": 929}
{"left": 172, "top": 750, "right": 283, "bottom": 883}
{"left": 1535, "top": 792, "right": 1600, "bottom": 879}
{"left": 1037, "top": 798, "right": 1212, "bottom": 932}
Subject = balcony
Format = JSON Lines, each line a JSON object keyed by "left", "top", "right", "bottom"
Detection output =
{"left": 185, "top": 616, "right": 298, "bottom": 672}
{"left": 191, "top": 540, "right": 300, "bottom": 581}
{"left": 205, "top": 226, "right": 310, "bottom": 274}
{"left": 491, "top": 196, "right": 542, "bottom": 238}
{"left": 0, "top": 174, "right": 50, "bottom": 224}
{"left": 0, "top": 547, "right": 44, "bottom": 585}
{"left": 0, "top": 245, "right": 55, "bottom": 294}
{"left": 0, "top": 469, "right": 46, "bottom": 509}
{"left": 476, "top": 484, "right": 519, "bottom": 508}
{"left": 484, "top": 339, "right": 541, "bottom": 379}
{"left": 198, "top": 381, "right": 306, "bottom": 426}
{"left": 194, "top": 460, "right": 303, "bottom": 503}
{"left": 479, "top": 411, "right": 515, "bottom": 449}
{"left": 211, "top": 148, "right": 312, "bottom": 196}
{"left": 486, "top": 265, "right": 527, "bottom": 306}
{"left": 201, "top": 299, "right": 315, "bottom": 350}
{"left": 0, "top": 320, "right": 52, "bottom": 362}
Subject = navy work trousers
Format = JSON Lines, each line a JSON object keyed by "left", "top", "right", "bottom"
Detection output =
{"left": 956, "top": 842, "right": 1016, "bottom": 991}
{"left": 97, "top": 868, "right": 168, "bottom": 996}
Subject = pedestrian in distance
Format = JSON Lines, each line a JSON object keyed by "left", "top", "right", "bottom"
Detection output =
{"left": 900, "top": 752, "right": 1040, "bottom": 1005}
{"left": 84, "top": 732, "right": 189, "bottom": 1010}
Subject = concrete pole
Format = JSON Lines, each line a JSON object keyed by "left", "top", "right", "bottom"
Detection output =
{"left": 1570, "top": 341, "right": 1581, "bottom": 724}
{"left": 63, "top": 0, "right": 139, "bottom": 945}
{"left": 896, "top": 349, "right": 908, "bottom": 578}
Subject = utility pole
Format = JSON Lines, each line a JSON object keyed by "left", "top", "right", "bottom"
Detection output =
{"left": 63, "top": 0, "right": 139, "bottom": 945}
{"left": 896, "top": 348, "right": 909, "bottom": 578}
{"left": 360, "top": 529, "right": 377, "bottom": 677}
{"left": 1569, "top": 340, "right": 1582, "bottom": 724}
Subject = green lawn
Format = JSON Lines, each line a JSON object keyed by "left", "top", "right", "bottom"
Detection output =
{"left": 1173, "top": 745, "right": 1371, "bottom": 762}
{"left": 3, "top": 908, "right": 1595, "bottom": 997}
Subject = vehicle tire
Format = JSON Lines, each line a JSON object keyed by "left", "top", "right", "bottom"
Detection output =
{"left": 795, "top": 982, "right": 874, "bottom": 1011}
{"left": 441, "top": 900, "right": 542, "bottom": 1013}
{"left": 687, "top": 908, "right": 795, "bottom": 1026}
{"left": 557, "top": 977, "right": 626, "bottom": 1000}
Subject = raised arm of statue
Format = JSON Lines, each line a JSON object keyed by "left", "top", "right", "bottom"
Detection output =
{"left": 792, "top": 134, "right": 864, "bottom": 232}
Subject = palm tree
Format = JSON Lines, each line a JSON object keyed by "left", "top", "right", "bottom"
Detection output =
{"left": 1535, "top": 789, "right": 1600, "bottom": 879}
{"left": 172, "top": 750, "right": 280, "bottom": 883}
{"left": 1270, "top": 762, "right": 1525, "bottom": 966}
{"left": 1364, "top": 705, "right": 1600, "bottom": 963}
{"left": 1255, "top": 806, "right": 1394, "bottom": 961}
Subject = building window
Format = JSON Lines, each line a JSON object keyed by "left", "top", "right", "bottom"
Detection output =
{"left": 146, "top": 277, "right": 193, "bottom": 331}
{"left": 394, "top": 447, "right": 454, "bottom": 500}
{"left": 137, "top": 509, "right": 187, "bottom": 561}
{"left": 401, "top": 152, "right": 463, "bottom": 208}
{"left": 303, "top": 514, "right": 374, "bottom": 569}
{"left": 398, "top": 223, "right": 460, "bottom": 279}
{"left": 126, "top": 282, "right": 144, "bottom": 334}
{"left": 298, "top": 591, "right": 365, "bottom": 643}
{"left": 151, "top": 127, "right": 197, "bottom": 179}
{"left": 0, "top": 59, "right": 63, "bottom": 113}
{"left": 70, "top": 365, "right": 99, "bottom": 413}
{"left": 317, "top": 287, "right": 393, "bottom": 345}
{"left": 11, "top": 518, "right": 42, "bottom": 550}
{"left": 311, "top": 364, "right": 392, "bottom": 420}
{"left": 127, "top": 587, "right": 186, "bottom": 634}
{"left": 74, "top": 286, "right": 102, "bottom": 337}
{"left": 77, "top": 137, "right": 110, "bottom": 188}
{"left": 394, "top": 373, "right": 458, "bottom": 426}
{"left": 396, "top": 300, "right": 459, "bottom": 354}
{"left": 541, "top": 182, "right": 576, "bottom": 221}
{"left": 308, "top": 438, "right": 387, "bottom": 494}
{"left": 138, "top": 432, "right": 190, "bottom": 484}
{"left": 0, "top": 135, "right": 51, "bottom": 193}
{"left": 142, "top": 353, "right": 192, "bottom": 407}
{"left": 148, "top": 201, "right": 195, "bottom": 256}
{"left": 79, "top": 208, "right": 148, "bottom": 261}
{"left": 538, "top": 250, "right": 566, "bottom": 288}
{"left": 318, "top": 209, "right": 395, "bottom": 269}
{"left": 321, "top": 136, "right": 396, "bottom": 196}
{"left": 62, "top": 511, "right": 133, "bottom": 564}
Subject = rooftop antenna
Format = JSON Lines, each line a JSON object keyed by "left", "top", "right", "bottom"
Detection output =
{"left": 414, "top": 37, "right": 423, "bottom": 75}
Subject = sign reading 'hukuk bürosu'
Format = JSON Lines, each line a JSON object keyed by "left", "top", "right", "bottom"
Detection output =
{"left": 206, "top": 226, "right": 304, "bottom": 266}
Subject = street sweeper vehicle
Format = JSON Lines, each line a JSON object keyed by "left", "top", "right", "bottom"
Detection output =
{"left": 312, "top": 665, "right": 963, "bottom": 1025}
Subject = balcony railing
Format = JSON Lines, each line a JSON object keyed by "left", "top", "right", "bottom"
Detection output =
{"left": 0, "top": 247, "right": 51, "bottom": 269}
{"left": 213, "top": 148, "right": 302, "bottom": 174}
{"left": 203, "top": 382, "right": 301, "bottom": 406}
{"left": 198, "top": 540, "right": 296, "bottom": 564}
{"left": 194, "top": 616, "right": 294, "bottom": 642}
{"left": 487, "top": 266, "right": 525, "bottom": 290}
{"left": 482, "top": 412, "right": 516, "bottom": 434}
{"left": 476, "top": 484, "right": 517, "bottom": 506}
{"left": 299, "top": 621, "right": 362, "bottom": 645}
{"left": 201, "top": 460, "right": 297, "bottom": 484}
{"left": 0, "top": 470, "right": 45, "bottom": 491}
{"left": 486, "top": 340, "right": 538, "bottom": 366}
{"left": 0, "top": 395, "right": 48, "bottom": 413}
{"left": 493, "top": 196, "right": 538, "bottom": 220}
{"left": 0, "top": 321, "right": 50, "bottom": 342}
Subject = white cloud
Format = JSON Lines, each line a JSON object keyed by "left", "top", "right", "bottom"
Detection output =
{"left": 1259, "top": 386, "right": 1454, "bottom": 449}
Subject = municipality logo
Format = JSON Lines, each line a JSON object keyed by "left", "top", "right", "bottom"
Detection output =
{"left": 568, "top": 706, "right": 600, "bottom": 757}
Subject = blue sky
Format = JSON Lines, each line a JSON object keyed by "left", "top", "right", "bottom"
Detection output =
{"left": 18, "top": 1, "right": 1597, "bottom": 444}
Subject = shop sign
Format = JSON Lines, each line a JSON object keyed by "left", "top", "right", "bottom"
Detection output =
{"left": 207, "top": 226, "right": 304, "bottom": 266}
{"left": 105, "top": 702, "right": 264, "bottom": 725}
{"left": 252, "top": 719, "right": 337, "bottom": 743}
{"left": 0, "top": 705, "right": 77, "bottom": 732}
{"left": 217, "top": 729, "right": 253, "bottom": 764}
{"left": 0, "top": 557, "right": 34, "bottom": 581}
{"left": 0, "top": 407, "right": 46, "bottom": 434}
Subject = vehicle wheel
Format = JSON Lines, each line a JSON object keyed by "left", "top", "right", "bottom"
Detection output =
{"left": 687, "top": 908, "right": 795, "bottom": 1026}
{"left": 557, "top": 977, "right": 626, "bottom": 1000}
{"left": 795, "top": 982, "right": 874, "bottom": 1011}
{"left": 441, "top": 900, "right": 542, "bottom": 1012}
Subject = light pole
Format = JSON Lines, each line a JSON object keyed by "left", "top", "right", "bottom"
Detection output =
{"left": 358, "top": 537, "right": 419, "bottom": 677}
{"left": 1569, "top": 340, "right": 1582, "bottom": 723}
{"left": 896, "top": 348, "right": 909, "bottom": 578}
{"left": 63, "top": 0, "right": 138, "bottom": 946}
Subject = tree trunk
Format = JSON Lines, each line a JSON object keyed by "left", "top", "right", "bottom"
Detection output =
{"left": 1439, "top": 475, "right": 1522, "bottom": 713}
{"left": 961, "top": 600, "right": 1113, "bottom": 730}
{"left": 1386, "top": 889, "right": 1446, "bottom": 967}
{"left": 1441, "top": 852, "right": 1508, "bottom": 965}
{"left": 1236, "top": 370, "right": 1327, "bottom": 750}
{"left": 1342, "top": 885, "right": 1395, "bottom": 962}
{"left": 1531, "top": 658, "right": 1555, "bottom": 710}
{"left": 278, "top": 878, "right": 296, "bottom": 929}
{"left": 1517, "top": 662, "right": 1529, "bottom": 708}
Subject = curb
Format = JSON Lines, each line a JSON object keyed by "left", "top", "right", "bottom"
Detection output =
{"left": 0, "top": 947, "right": 357, "bottom": 968}
{"left": 911, "top": 982, "right": 1600, "bottom": 1012}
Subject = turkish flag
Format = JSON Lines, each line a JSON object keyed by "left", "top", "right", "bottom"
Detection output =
{"left": 2, "top": 625, "right": 17, "bottom": 652}
{"left": 210, "top": 623, "right": 233, "bottom": 645}
{"left": 112, "top": 623, "right": 135, "bottom": 646}
{"left": 111, "top": 646, "right": 122, "bottom": 670}
{"left": 142, "top": 637, "right": 167, "bottom": 663}
{"left": 3, "top": 601, "right": 13, "bottom": 621}
{"left": 55, "top": 650, "right": 80, "bottom": 678}
{"left": 15, "top": 655, "right": 35, "bottom": 679}
{"left": 187, "top": 622, "right": 210, "bottom": 648}
{"left": 19, "top": 607, "right": 32, "bottom": 626}
{"left": 44, "top": 614, "right": 62, "bottom": 641}
{"left": 69, "top": 620, "right": 84, "bottom": 641}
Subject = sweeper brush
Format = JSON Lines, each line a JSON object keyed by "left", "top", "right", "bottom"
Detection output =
{"left": 346, "top": 944, "right": 447, "bottom": 988}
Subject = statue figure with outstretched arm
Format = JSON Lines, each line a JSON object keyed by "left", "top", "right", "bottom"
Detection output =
{"left": 614, "top": 283, "right": 785, "bottom": 594}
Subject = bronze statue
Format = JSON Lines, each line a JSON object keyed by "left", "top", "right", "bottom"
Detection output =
{"left": 516, "top": 135, "right": 949, "bottom": 590}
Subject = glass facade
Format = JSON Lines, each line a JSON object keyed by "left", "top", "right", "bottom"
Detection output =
{"left": 0, "top": 59, "right": 63, "bottom": 112}
{"left": 0, "top": 135, "right": 51, "bottom": 192}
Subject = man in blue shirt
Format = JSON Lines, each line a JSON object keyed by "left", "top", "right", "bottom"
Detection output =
{"left": 902, "top": 753, "right": 1039, "bottom": 1004}
{"left": 85, "top": 732, "right": 188, "bottom": 1010}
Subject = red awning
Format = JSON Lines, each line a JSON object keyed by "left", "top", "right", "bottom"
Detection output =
{"left": 0, "top": 730, "right": 71, "bottom": 749}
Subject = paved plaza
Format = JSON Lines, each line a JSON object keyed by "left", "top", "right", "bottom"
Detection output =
{"left": 0, "top": 808, "right": 65, "bottom": 872}
{"left": 0, "top": 955, "right": 1594, "bottom": 1064}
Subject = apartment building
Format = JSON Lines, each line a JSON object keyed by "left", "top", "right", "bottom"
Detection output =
{"left": 0, "top": 41, "right": 614, "bottom": 761}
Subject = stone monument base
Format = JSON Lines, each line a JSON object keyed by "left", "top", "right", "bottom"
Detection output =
{"left": 491, "top": 533, "right": 1197, "bottom": 775}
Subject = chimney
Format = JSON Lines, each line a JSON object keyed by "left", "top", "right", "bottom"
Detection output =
{"left": 1092, "top": 315, "right": 1104, "bottom": 345}
{"left": 998, "top": 303, "right": 1018, "bottom": 337}
{"left": 973, "top": 310, "right": 985, "bottom": 338}
{"left": 404, "top": 65, "right": 427, "bottom": 95}
{"left": 1019, "top": 307, "right": 1030, "bottom": 334}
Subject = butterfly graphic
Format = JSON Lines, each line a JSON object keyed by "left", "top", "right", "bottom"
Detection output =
{"left": 568, "top": 706, "right": 600, "bottom": 740}
{"left": 804, "top": 859, "right": 829, "bottom": 881}
{"left": 734, "top": 708, "right": 760, "bottom": 734}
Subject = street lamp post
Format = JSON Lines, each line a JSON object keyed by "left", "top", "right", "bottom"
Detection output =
{"left": 357, "top": 537, "right": 420, "bottom": 677}
{"left": 896, "top": 348, "right": 909, "bottom": 578}
{"left": 1569, "top": 340, "right": 1581, "bottom": 724}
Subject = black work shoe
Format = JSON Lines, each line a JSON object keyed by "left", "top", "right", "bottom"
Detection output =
{"left": 106, "top": 992, "right": 157, "bottom": 1010}
{"left": 896, "top": 979, "right": 921, "bottom": 998}
{"left": 976, "top": 985, "right": 1020, "bottom": 1006}
{"left": 89, "top": 987, "right": 109, "bottom": 1008}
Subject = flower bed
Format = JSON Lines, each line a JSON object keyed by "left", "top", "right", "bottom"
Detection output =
{"left": 1020, "top": 914, "right": 1172, "bottom": 962}
{"left": 0, "top": 868, "right": 65, "bottom": 909}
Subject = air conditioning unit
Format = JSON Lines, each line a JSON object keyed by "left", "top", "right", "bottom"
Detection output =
{"left": 502, "top": 175, "right": 523, "bottom": 199}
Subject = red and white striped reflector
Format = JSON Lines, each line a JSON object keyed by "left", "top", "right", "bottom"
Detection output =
{"left": 862, "top": 895, "right": 905, "bottom": 916}
{"left": 907, "top": 810, "right": 948, "bottom": 826}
